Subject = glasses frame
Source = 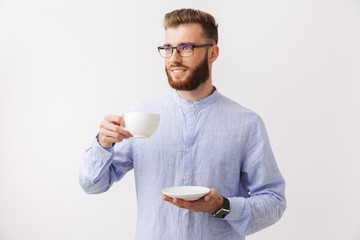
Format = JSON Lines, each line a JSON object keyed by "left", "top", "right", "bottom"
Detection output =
{"left": 157, "top": 44, "right": 213, "bottom": 58}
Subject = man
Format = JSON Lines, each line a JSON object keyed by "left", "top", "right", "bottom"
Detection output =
{"left": 79, "top": 8, "right": 286, "bottom": 240}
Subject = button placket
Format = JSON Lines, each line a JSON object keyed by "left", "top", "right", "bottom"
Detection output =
{"left": 181, "top": 102, "right": 197, "bottom": 185}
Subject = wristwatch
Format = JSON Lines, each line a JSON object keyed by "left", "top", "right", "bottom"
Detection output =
{"left": 213, "top": 197, "right": 230, "bottom": 218}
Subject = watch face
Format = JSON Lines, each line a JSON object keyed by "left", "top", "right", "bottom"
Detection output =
{"left": 219, "top": 209, "right": 229, "bottom": 218}
{"left": 214, "top": 209, "right": 230, "bottom": 218}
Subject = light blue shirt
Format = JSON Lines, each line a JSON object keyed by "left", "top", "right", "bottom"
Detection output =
{"left": 79, "top": 88, "right": 286, "bottom": 240}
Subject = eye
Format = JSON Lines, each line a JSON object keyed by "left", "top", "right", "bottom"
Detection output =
{"left": 179, "top": 45, "right": 192, "bottom": 51}
{"left": 164, "top": 46, "right": 172, "bottom": 52}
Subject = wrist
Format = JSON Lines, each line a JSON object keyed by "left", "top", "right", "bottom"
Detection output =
{"left": 100, "top": 142, "right": 112, "bottom": 149}
{"left": 212, "top": 196, "right": 230, "bottom": 218}
{"left": 98, "top": 139, "right": 110, "bottom": 148}
{"left": 97, "top": 135, "right": 113, "bottom": 149}
{"left": 213, "top": 196, "right": 224, "bottom": 213}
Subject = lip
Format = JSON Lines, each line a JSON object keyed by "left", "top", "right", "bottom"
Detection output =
{"left": 169, "top": 67, "right": 187, "bottom": 76}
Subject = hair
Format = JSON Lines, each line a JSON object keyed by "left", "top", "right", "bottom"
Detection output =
{"left": 164, "top": 8, "right": 218, "bottom": 45}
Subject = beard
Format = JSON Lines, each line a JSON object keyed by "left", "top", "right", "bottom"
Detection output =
{"left": 165, "top": 54, "right": 209, "bottom": 91}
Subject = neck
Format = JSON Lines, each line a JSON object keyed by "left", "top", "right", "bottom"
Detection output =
{"left": 176, "top": 78, "right": 214, "bottom": 102}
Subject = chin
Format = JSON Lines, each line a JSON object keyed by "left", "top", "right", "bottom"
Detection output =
{"left": 171, "top": 77, "right": 187, "bottom": 83}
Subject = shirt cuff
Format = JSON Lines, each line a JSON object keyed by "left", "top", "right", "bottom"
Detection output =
{"left": 89, "top": 137, "right": 114, "bottom": 182}
{"left": 224, "top": 197, "right": 246, "bottom": 221}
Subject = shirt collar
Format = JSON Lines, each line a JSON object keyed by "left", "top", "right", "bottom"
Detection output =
{"left": 171, "top": 86, "right": 220, "bottom": 108}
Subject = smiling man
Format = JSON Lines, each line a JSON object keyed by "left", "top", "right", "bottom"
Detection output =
{"left": 164, "top": 25, "right": 214, "bottom": 93}
{"left": 79, "top": 8, "right": 286, "bottom": 240}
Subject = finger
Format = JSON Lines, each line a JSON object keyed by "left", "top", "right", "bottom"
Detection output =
{"left": 99, "top": 128, "right": 126, "bottom": 141}
{"left": 163, "top": 197, "right": 185, "bottom": 209}
{"left": 98, "top": 135, "right": 122, "bottom": 147}
{"left": 175, "top": 199, "right": 196, "bottom": 210}
{"left": 181, "top": 201, "right": 193, "bottom": 209}
{"left": 101, "top": 121, "right": 133, "bottom": 138}
{"left": 121, "top": 113, "right": 126, "bottom": 127}
{"left": 162, "top": 195, "right": 173, "bottom": 201}
{"left": 104, "top": 115, "right": 123, "bottom": 126}
{"left": 114, "top": 126, "right": 133, "bottom": 138}
{"left": 174, "top": 198, "right": 185, "bottom": 205}
{"left": 118, "top": 127, "right": 133, "bottom": 138}
{"left": 101, "top": 128, "right": 129, "bottom": 141}
{"left": 101, "top": 119, "right": 120, "bottom": 135}
{"left": 209, "top": 188, "right": 218, "bottom": 195}
{"left": 208, "top": 188, "right": 219, "bottom": 199}
{"left": 162, "top": 195, "right": 178, "bottom": 204}
{"left": 101, "top": 120, "right": 120, "bottom": 131}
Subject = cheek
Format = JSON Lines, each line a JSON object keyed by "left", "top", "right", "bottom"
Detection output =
{"left": 165, "top": 60, "right": 171, "bottom": 68}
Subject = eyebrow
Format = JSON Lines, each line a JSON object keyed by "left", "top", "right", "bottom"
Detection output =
{"left": 163, "top": 42, "right": 196, "bottom": 47}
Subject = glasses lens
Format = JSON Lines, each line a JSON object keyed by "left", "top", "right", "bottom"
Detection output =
{"left": 178, "top": 45, "right": 193, "bottom": 57}
{"left": 159, "top": 47, "right": 172, "bottom": 58}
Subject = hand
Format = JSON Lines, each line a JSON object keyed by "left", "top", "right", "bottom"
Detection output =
{"left": 98, "top": 114, "right": 133, "bottom": 148}
{"left": 162, "top": 188, "right": 223, "bottom": 213}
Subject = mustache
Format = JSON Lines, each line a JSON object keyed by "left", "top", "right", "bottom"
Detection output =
{"left": 168, "top": 63, "right": 189, "bottom": 69}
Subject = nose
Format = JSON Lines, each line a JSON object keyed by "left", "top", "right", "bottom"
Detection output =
{"left": 168, "top": 48, "right": 182, "bottom": 64}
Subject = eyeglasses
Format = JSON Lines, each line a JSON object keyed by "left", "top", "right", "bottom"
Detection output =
{"left": 157, "top": 44, "right": 213, "bottom": 58}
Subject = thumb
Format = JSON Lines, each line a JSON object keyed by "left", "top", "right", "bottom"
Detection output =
{"left": 204, "top": 195, "right": 210, "bottom": 202}
{"left": 120, "top": 113, "right": 126, "bottom": 127}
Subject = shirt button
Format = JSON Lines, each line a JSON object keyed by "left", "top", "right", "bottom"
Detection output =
{"left": 93, "top": 171, "right": 98, "bottom": 176}
{"left": 189, "top": 122, "right": 193, "bottom": 126}
{"left": 105, "top": 152, "right": 109, "bottom": 156}
{"left": 182, "top": 176, "right": 187, "bottom": 181}
{"left": 190, "top": 103, "right": 195, "bottom": 108}
{"left": 185, "top": 148, "right": 190, "bottom": 152}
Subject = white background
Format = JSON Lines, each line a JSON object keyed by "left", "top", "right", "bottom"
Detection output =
{"left": 1, "top": 0, "right": 359, "bottom": 239}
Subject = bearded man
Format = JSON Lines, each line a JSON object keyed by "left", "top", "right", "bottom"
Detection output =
{"left": 79, "top": 8, "right": 286, "bottom": 240}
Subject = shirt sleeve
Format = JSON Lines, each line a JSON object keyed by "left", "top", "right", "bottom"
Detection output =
{"left": 224, "top": 115, "right": 286, "bottom": 236}
{"left": 78, "top": 136, "right": 134, "bottom": 194}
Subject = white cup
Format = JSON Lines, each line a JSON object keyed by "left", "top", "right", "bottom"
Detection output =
{"left": 124, "top": 112, "right": 160, "bottom": 138}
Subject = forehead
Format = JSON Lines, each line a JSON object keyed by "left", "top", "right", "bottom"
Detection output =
{"left": 164, "top": 23, "right": 205, "bottom": 46}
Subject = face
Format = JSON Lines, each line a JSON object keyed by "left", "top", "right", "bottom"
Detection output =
{"left": 164, "top": 23, "right": 211, "bottom": 91}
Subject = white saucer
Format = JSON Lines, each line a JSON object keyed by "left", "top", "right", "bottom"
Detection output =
{"left": 162, "top": 186, "right": 211, "bottom": 201}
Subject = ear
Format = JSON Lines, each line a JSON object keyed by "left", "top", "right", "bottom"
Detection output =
{"left": 209, "top": 45, "right": 219, "bottom": 63}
